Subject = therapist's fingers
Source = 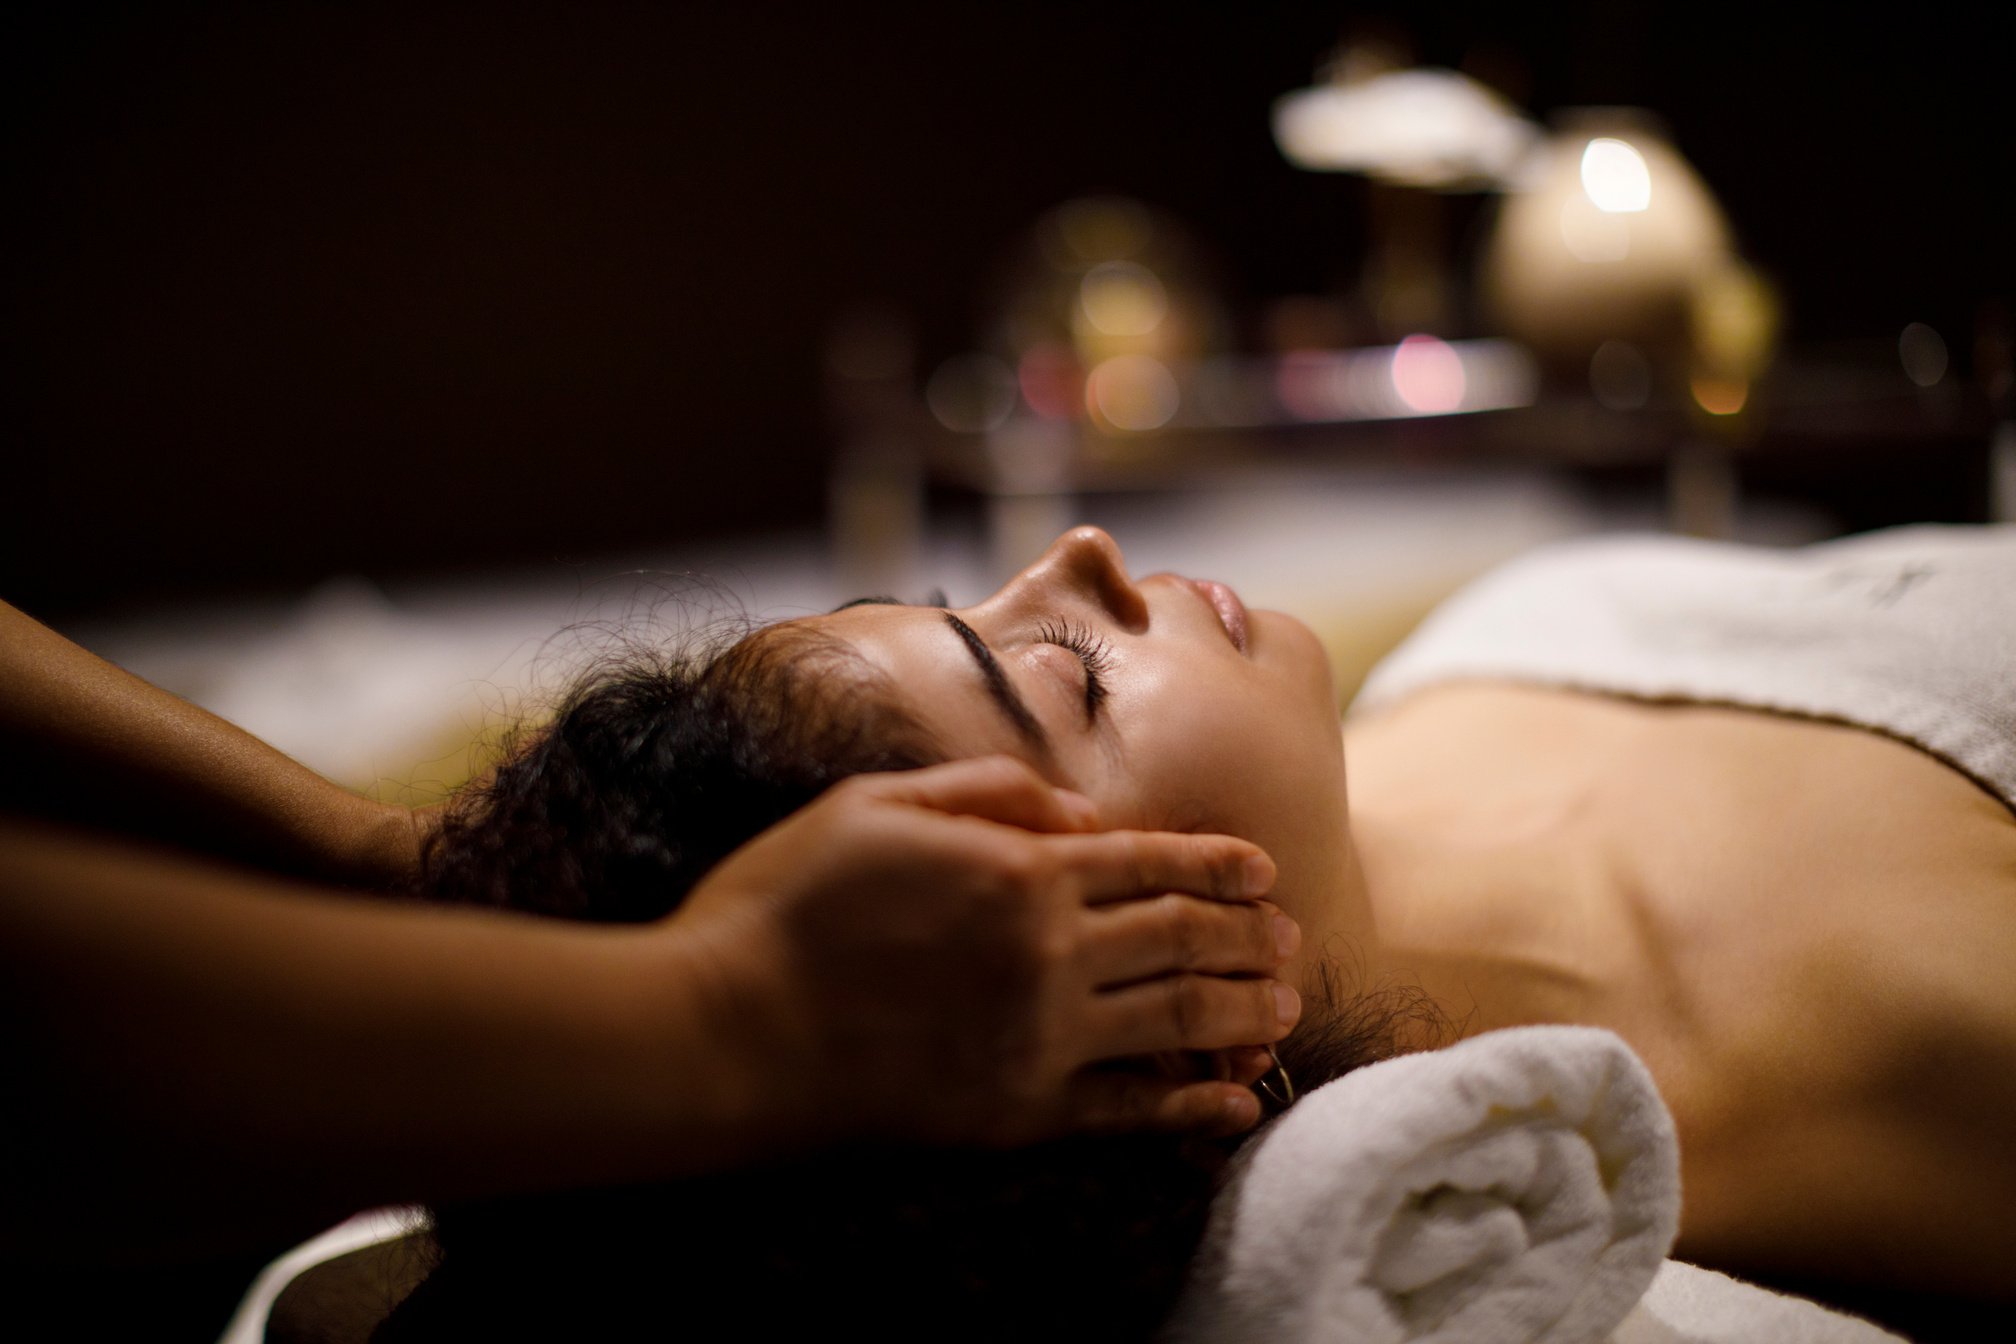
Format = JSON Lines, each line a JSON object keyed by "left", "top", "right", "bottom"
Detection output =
{"left": 1090, "top": 973, "right": 1300, "bottom": 1057}
{"left": 844, "top": 755, "right": 1101, "bottom": 833}
{"left": 1055, "top": 829, "right": 1276, "bottom": 906}
{"left": 1066, "top": 1073, "right": 1264, "bottom": 1138}
{"left": 1225, "top": 1045, "right": 1278, "bottom": 1087}
{"left": 1082, "top": 896, "right": 1297, "bottom": 984}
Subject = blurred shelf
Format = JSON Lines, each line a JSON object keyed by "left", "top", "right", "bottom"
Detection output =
{"left": 830, "top": 344, "right": 2003, "bottom": 586}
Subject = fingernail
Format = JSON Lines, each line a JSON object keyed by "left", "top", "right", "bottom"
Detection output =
{"left": 1221, "top": 1091, "right": 1259, "bottom": 1129}
{"left": 1241, "top": 853, "right": 1274, "bottom": 897}
{"left": 1272, "top": 982, "right": 1300, "bottom": 1028}
{"left": 1273, "top": 913, "right": 1300, "bottom": 961}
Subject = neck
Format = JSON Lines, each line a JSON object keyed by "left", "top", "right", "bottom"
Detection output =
{"left": 1304, "top": 723, "right": 1621, "bottom": 1049}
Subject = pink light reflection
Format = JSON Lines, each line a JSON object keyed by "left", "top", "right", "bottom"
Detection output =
{"left": 1390, "top": 334, "right": 1466, "bottom": 414}
{"left": 1017, "top": 344, "right": 1084, "bottom": 421}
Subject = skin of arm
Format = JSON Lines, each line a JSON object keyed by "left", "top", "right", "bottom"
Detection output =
{"left": 0, "top": 598, "right": 431, "bottom": 888}
{"left": 1, "top": 757, "right": 1297, "bottom": 1267}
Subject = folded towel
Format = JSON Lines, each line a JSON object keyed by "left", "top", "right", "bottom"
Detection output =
{"left": 1167, "top": 1026, "right": 1680, "bottom": 1344}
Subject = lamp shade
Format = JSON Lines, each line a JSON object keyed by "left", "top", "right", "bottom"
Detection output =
{"left": 1480, "top": 110, "right": 1734, "bottom": 370}
{"left": 1272, "top": 66, "right": 1540, "bottom": 191}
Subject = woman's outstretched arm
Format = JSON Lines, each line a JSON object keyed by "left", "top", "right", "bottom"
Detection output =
{"left": 0, "top": 598, "right": 429, "bottom": 887}
{"left": 1, "top": 758, "right": 1296, "bottom": 1267}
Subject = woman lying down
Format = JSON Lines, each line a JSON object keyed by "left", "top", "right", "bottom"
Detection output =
{"left": 353, "top": 523, "right": 2016, "bottom": 1339}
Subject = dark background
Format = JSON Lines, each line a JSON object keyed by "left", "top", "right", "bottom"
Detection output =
{"left": 7, "top": 1, "right": 2010, "bottom": 618}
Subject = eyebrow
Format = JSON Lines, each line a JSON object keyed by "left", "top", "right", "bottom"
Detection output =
{"left": 833, "top": 587, "right": 949, "bottom": 612}
{"left": 942, "top": 612, "right": 1052, "bottom": 757}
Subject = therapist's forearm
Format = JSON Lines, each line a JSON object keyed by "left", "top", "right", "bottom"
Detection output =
{"left": 0, "top": 822, "right": 773, "bottom": 1265}
{"left": 0, "top": 599, "right": 425, "bottom": 886}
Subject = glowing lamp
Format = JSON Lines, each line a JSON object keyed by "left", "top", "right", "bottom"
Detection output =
{"left": 1480, "top": 111, "right": 1737, "bottom": 372}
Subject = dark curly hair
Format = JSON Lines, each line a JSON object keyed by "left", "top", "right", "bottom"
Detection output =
{"left": 376, "top": 616, "right": 1432, "bottom": 1341}
{"left": 421, "top": 618, "right": 938, "bottom": 922}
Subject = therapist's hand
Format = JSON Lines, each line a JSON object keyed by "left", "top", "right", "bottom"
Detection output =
{"left": 674, "top": 755, "right": 1300, "bottom": 1149}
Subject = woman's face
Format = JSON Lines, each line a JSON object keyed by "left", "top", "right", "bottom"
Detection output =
{"left": 807, "top": 527, "right": 1354, "bottom": 918}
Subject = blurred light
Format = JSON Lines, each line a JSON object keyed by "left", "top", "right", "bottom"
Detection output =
{"left": 1007, "top": 196, "right": 1223, "bottom": 374}
{"left": 1271, "top": 338, "right": 1536, "bottom": 422}
{"left": 1079, "top": 261, "right": 1168, "bottom": 337}
{"left": 1390, "top": 334, "right": 1466, "bottom": 413}
{"left": 1899, "top": 322, "right": 1948, "bottom": 387}
{"left": 1481, "top": 112, "right": 1737, "bottom": 368}
{"left": 1273, "top": 66, "right": 1541, "bottom": 189}
{"left": 1441, "top": 339, "right": 1538, "bottom": 412}
{"left": 926, "top": 354, "right": 1018, "bottom": 433}
{"left": 1558, "top": 199, "right": 1632, "bottom": 263}
{"left": 1690, "top": 262, "right": 1778, "bottom": 382}
{"left": 1274, "top": 349, "right": 1346, "bottom": 422}
{"left": 1086, "top": 355, "right": 1180, "bottom": 432}
{"left": 1690, "top": 374, "right": 1749, "bottom": 416}
{"left": 1589, "top": 340, "right": 1652, "bottom": 410}
{"left": 1580, "top": 138, "right": 1652, "bottom": 213}
{"left": 1016, "top": 344, "right": 1083, "bottom": 421}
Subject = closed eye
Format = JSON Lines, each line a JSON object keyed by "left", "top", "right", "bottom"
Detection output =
{"left": 1038, "top": 620, "right": 1112, "bottom": 722}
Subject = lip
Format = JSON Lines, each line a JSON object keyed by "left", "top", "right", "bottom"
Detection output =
{"left": 1174, "top": 575, "right": 1249, "bottom": 654}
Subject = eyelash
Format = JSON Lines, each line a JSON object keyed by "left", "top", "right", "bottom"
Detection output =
{"left": 1038, "top": 620, "right": 1112, "bottom": 719}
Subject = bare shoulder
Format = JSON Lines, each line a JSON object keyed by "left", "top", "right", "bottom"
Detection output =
{"left": 1349, "top": 682, "right": 2016, "bottom": 1296}
{"left": 1629, "top": 705, "right": 2016, "bottom": 1299}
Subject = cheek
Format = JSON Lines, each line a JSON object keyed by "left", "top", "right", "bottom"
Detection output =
{"left": 1108, "top": 673, "right": 1341, "bottom": 838}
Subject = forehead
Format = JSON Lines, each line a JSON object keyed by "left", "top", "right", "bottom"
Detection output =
{"left": 799, "top": 604, "right": 1038, "bottom": 762}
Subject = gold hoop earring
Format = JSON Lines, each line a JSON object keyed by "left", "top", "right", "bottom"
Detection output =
{"left": 1255, "top": 1044, "right": 1296, "bottom": 1109}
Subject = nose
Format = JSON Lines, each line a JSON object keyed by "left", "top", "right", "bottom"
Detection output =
{"left": 1005, "top": 526, "right": 1149, "bottom": 630}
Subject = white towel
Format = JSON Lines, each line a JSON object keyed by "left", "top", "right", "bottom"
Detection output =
{"left": 1611, "top": 1261, "right": 1907, "bottom": 1344}
{"left": 1167, "top": 1026, "right": 1680, "bottom": 1344}
{"left": 1350, "top": 525, "right": 2016, "bottom": 814}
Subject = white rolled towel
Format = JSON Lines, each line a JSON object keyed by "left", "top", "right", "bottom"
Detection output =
{"left": 1167, "top": 1026, "right": 1681, "bottom": 1344}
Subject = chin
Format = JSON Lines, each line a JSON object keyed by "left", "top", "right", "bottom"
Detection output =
{"left": 1259, "top": 610, "right": 1340, "bottom": 710}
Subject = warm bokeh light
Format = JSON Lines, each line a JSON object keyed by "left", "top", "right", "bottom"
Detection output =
{"left": 1272, "top": 338, "right": 1536, "bottom": 422}
{"left": 1016, "top": 344, "right": 1084, "bottom": 421}
{"left": 1689, "top": 262, "right": 1777, "bottom": 374}
{"left": 1481, "top": 113, "right": 1735, "bottom": 369}
{"left": 1690, "top": 374, "right": 1749, "bottom": 416}
{"left": 1086, "top": 354, "right": 1180, "bottom": 432}
{"left": 1580, "top": 137, "right": 1652, "bottom": 213}
{"left": 1558, "top": 199, "right": 1633, "bottom": 263}
{"left": 1686, "top": 259, "right": 1779, "bottom": 415}
{"left": 1390, "top": 334, "right": 1467, "bottom": 414}
{"left": 1078, "top": 261, "right": 1168, "bottom": 337}
{"left": 1899, "top": 322, "right": 1949, "bottom": 387}
{"left": 999, "top": 196, "right": 1225, "bottom": 380}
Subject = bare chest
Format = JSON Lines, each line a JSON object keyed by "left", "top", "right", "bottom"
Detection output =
{"left": 1347, "top": 680, "right": 2016, "bottom": 1137}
